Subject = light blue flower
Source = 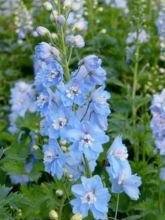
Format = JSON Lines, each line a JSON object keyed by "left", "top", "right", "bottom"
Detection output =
{"left": 43, "top": 139, "right": 66, "bottom": 179}
{"left": 46, "top": 106, "right": 79, "bottom": 139}
{"left": 34, "top": 42, "right": 62, "bottom": 89}
{"left": 36, "top": 59, "right": 63, "bottom": 88}
{"left": 106, "top": 136, "right": 128, "bottom": 178}
{"left": 71, "top": 175, "right": 111, "bottom": 219}
{"left": 109, "top": 161, "right": 142, "bottom": 200}
{"left": 59, "top": 78, "right": 89, "bottom": 107}
{"left": 106, "top": 137, "right": 142, "bottom": 200}
{"left": 67, "top": 122, "right": 109, "bottom": 160}
{"left": 76, "top": 55, "right": 106, "bottom": 87}
{"left": 8, "top": 81, "right": 36, "bottom": 134}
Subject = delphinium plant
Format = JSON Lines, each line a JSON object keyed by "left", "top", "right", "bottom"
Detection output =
{"left": 32, "top": 1, "right": 142, "bottom": 219}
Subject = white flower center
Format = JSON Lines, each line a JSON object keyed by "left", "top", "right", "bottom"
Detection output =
{"left": 112, "top": 149, "right": 128, "bottom": 160}
{"left": 48, "top": 70, "right": 59, "bottom": 82}
{"left": 95, "top": 96, "right": 106, "bottom": 105}
{"left": 66, "top": 84, "right": 81, "bottom": 100}
{"left": 52, "top": 117, "right": 68, "bottom": 130}
{"left": 37, "top": 94, "right": 48, "bottom": 107}
{"left": 81, "top": 191, "right": 96, "bottom": 204}
{"left": 45, "top": 150, "right": 59, "bottom": 162}
{"left": 80, "top": 133, "right": 94, "bottom": 147}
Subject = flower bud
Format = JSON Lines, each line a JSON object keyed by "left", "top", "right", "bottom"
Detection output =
{"left": 71, "top": 213, "right": 83, "bottom": 220}
{"left": 43, "top": 2, "right": 53, "bottom": 11}
{"left": 56, "top": 189, "right": 64, "bottom": 197}
{"left": 57, "top": 15, "right": 66, "bottom": 25}
{"left": 36, "top": 26, "right": 50, "bottom": 36}
{"left": 49, "top": 210, "right": 58, "bottom": 220}
{"left": 74, "top": 35, "right": 85, "bottom": 48}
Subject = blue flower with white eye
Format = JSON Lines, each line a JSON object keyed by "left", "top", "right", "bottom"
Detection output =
{"left": 106, "top": 136, "right": 128, "bottom": 178}
{"left": 67, "top": 122, "right": 109, "bottom": 160}
{"left": 37, "top": 59, "right": 63, "bottom": 88}
{"left": 71, "top": 175, "right": 110, "bottom": 220}
{"left": 59, "top": 78, "right": 89, "bottom": 107}
{"left": 109, "top": 161, "right": 142, "bottom": 200}
{"left": 46, "top": 106, "right": 79, "bottom": 139}
{"left": 43, "top": 139, "right": 66, "bottom": 179}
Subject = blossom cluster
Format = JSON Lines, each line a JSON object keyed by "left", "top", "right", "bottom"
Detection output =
{"left": 14, "top": 1, "right": 33, "bottom": 44}
{"left": 106, "top": 136, "right": 142, "bottom": 200}
{"left": 0, "top": 0, "right": 18, "bottom": 15}
{"left": 126, "top": 29, "right": 148, "bottom": 63}
{"left": 150, "top": 89, "right": 165, "bottom": 180}
{"left": 155, "top": 0, "right": 165, "bottom": 61}
{"left": 34, "top": 41, "right": 112, "bottom": 218}
{"left": 8, "top": 81, "right": 36, "bottom": 134}
{"left": 36, "top": 1, "right": 87, "bottom": 49}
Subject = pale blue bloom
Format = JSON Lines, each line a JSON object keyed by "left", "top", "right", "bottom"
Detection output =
{"left": 71, "top": 175, "right": 110, "bottom": 219}
{"left": 59, "top": 78, "right": 89, "bottom": 107}
{"left": 67, "top": 122, "right": 109, "bottom": 161}
{"left": 106, "top": 137, "right": 142, "bottom": 200}
{"left": 34, "top": 42, "right": 62, "bottom": 90}
{"left": 126, "top": 29, "right": 148, "bottom": 44}
{"left": 150, "top": 90, "right": 165, "bottom": 156}
{"left": 75, "top": 55, "right": 106, "bottom": 87}
{"left": 8, "top": 81, "right": 36, "bottom": 134}
{"left": 35, "top": 59, "right": 63, "bottom": 88}
{"left": 45, "top": 106, "right": 79, "bottom": 139}
{"left": 110, "top": 162, "right": 142, "bottom": 200}
{"left": 106, "top": 136, "right": 128, "bottom": 178}
{"left": 43, "top": 139, "right": 66, "bottom": 179}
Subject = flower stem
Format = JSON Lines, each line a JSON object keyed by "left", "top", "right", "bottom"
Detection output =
{"left": 132, "top": 27, "right": 140, "bottom": 162}
{"left": 83, "top": 154, "right": 92, "bottom": 178}
{"left": 58, "top": 195, "right": 66, "bottom": 220}
{"left": 60, "top": 26, "right": 70, "bottom": 81}
{"left": 114, "top": 194, "right": 120, "bottom": 220}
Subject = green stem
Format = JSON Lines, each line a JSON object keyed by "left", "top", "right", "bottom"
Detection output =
{"left": 60, "top": 26, "right": 70, "bottom": 81}
{"left": 83, "top": 154, "right": 92, "bottom": 178}
{"left": 132, "top": 28, "right": 140, "bottom": 162}
{"left": 58, "top": 195, "right": 66, "bottom": 220}
{"left": 114, "top": 194, "right": 120, "bottom": 220}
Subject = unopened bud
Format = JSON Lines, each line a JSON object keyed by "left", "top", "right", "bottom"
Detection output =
{"left": 57, "top": 15, "right": 66, "bottom": 25}
{"left": 71, "top": 213, "right": 83, "bottom": 220}
{"left": 49, "top": 210, "right": 58, "bottom": 220}
{"left": 36, "top": 26, "right": 50, "bottom": 36}
{"left": 43, "top": 2, "right": 53, "bottom": 11}
{"left": 56, "top": 189, "right": 64, "bottom": 197}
